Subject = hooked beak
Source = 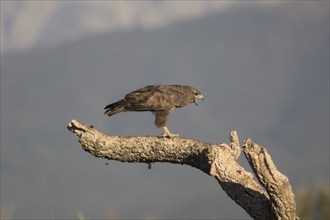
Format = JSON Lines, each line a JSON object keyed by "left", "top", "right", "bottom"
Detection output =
{"left": 194, "top": 94, "right": 204, "bottom": 106}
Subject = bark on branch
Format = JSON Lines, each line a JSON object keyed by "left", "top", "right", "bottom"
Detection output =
{"left": 243, "top": 139, "right": 299, "bottom": 219}
{"left": 67, "top": 119, "right": 299, "bottom": 220}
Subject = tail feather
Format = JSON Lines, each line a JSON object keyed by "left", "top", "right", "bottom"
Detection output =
{"left": 104, "top": 99, "right": 127, "bottom": 116}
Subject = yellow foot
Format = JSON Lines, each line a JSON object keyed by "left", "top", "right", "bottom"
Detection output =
{"left": 161, "top": 126, "right": 179, "bottom": 138}
{"left": 162, "top": 132, "right": 179, "bottom": 138}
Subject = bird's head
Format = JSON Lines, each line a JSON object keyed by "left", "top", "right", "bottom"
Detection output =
{"left": 189, "top": 87, "right": 204, "bottom": 106}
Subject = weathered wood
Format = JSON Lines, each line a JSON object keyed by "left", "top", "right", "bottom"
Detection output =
{"left": 243, "top": 139, "right": 299, "bottom": 220}
{"left": 67, "top": 119, "right": 299, "bottom": 219}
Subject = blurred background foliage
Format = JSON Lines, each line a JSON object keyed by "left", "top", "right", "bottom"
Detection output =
{"left": 1, "top": 1, "right": 328, "bottom": 219}
{"left": 1, "top": 180, "right": 329, "bottom": 220}
{"left": 296, "top": 180, "right": 330, "bottom": 220}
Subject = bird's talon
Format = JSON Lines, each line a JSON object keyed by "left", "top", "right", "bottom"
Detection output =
{"left": 162, "top": 133, "right": 179, "bottom": 138}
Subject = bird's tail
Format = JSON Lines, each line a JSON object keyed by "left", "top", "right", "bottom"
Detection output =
{"left": 104, "top": 99, "right": 127, "bottom": 116}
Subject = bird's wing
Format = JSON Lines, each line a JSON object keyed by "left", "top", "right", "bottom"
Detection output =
{"left": 124, "top": 85, "right": 183, "bottom": 111}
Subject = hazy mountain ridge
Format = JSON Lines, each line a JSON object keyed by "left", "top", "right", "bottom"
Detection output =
{"left": 1, "top": 3, "right": 329, "bottom": 219}
{"left": 1, "top": 1, "right": 232, "bottom": 53}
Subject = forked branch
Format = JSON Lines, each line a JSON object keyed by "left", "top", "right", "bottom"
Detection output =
{"left": 67, "top": 119, "right": 299, "bottom": 220}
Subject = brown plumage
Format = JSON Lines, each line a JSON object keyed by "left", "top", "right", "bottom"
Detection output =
{"left": 104, "top": 84, "right": 204, "bottom": 137}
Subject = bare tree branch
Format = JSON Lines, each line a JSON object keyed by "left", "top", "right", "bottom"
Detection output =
{"left": 243, "top": 139, "right": 299, "bottom": 220}
{"left": 67, "top": 119, "right": 299, "bottom": 219}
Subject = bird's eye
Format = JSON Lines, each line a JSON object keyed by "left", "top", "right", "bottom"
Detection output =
{"left": 195, "top": 92, "right": 199, "bottom": 95}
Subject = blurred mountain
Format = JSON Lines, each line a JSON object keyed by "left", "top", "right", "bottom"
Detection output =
{"left": 1, "top": 1, "right": 232, "bottom": 53}
{"left": 1, "top": 2, "right": 329, "bottom": 219}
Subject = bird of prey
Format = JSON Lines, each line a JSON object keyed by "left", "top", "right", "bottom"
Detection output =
{"left": 104, "top": 84, "right": 204, "bottom": 137}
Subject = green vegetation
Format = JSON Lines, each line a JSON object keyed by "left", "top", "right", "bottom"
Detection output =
{"left": 296, "top": 180, "right": 330, "bottom": 220}
{"left": 1, "top": 181, "right": 328, "bottom": 219}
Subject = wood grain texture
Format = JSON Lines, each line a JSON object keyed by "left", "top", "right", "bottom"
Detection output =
{"left": 67, "top": 119, "right": 299, "bottom": 219}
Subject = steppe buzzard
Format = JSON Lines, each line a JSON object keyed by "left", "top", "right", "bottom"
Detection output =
{"left": 104, "top": 84, "right": 204, "bottom": 137}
